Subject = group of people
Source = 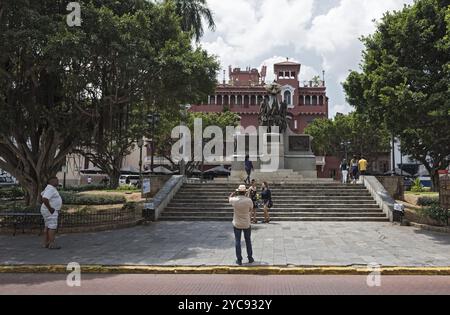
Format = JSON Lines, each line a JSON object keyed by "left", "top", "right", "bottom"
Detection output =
{"left": 340, "top": 155, "right": 368, "bottom": 184}
{"left": 228, "top": 156, "right": 274, "bottom": 265}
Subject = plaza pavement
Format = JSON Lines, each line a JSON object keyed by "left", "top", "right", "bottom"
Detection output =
{"left": 1, "top": 222, "right": 450, "bottom": 267}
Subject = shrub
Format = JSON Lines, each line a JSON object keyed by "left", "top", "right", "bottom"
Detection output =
{"left": 61, "top": 185, "right": 108, "bottom": 193}
{"left": 59, "top": 192, "right": 126, "bottom": 205}
{"left": 417, "top": 196, "right": 440, "bottom": 207}
{"left": 0, "top": 187, "right": 25, "bottom": 200}
{"left": 411, "top": 178, "right": 425, "bottom": 193}
{"left": 114, "top": 186, "right": 140, "bottom": 192}
{"left": 421, "top": 205, "right": 449, "bottom": 226}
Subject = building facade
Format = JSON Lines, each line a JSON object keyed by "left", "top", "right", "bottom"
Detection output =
{"left": 190, "top": 59, "right": 338, "bottom": 178}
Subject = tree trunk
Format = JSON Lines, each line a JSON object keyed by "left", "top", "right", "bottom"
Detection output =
{"left": 431, "top": 171, "right": 440, "bottom": 193}
{"left": 109, "top": 169, "right": 121, "bottom": 189}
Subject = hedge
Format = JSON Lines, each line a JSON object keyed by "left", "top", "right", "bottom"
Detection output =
{"left": 0, "top": 187, "right": 25, "bottom": 200}
{"left": 417, "top": 196, "right": 440, "bottom": 207}
{"left": 61, "top": 185, "right": 108, "bottom": 193}
{"left": 59, "top": 192, "right": 126, "bottom": 205}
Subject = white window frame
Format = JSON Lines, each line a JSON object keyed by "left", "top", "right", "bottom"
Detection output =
{"left": 281, "top": 85, "right": 295, "bottom": 108}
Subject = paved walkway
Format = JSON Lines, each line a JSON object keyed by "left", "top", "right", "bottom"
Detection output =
{"left": 1, "top": 222, "right": 450, "bottom": 266}
{"left": 1, "top": 274, "right": 449, "bottom": 295}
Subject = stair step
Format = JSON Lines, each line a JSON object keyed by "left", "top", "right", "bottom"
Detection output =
{"left": 160, "top": 217, "right": 390, "bottom": 222}
{"left": 166, "top": 207, "right": 381, "bottom": 212}
{"left": 161, "top": 181, "right": 387, "bottom": 222}
{"left": 162, "top": 212, "right": 385, "bottom": 217}
{"left": 167, "top": 204, "right": 379, "bottom": 209}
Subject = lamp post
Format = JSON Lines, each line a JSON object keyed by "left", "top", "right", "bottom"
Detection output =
{"left": 179, "top": 105, "right": 189, "bottom": 176}
{"left": 391, "top": 133, "right": 396, "bottom": 176}
{"left": 137, "top": 138, "right": 144, "bottom": 188}
{"left": 147, "top": 112, "right": 161, "bottom": 174}
{"left": 341, "top": 141, "right": 351, "bottom": 162}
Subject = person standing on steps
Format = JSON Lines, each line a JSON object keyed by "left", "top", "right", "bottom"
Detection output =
{"left": 358, "top": 155, "right": 368, "bottom": 180}
{"left": 229, "top": 185, "right": 255, "bottom": 266}
{"left": 247, "top": 179, "right": 258, "bottom": 224}
{"left": 350, "top": 156, "right": 359, "bottom": 185}
{"left": 261, "top": 181, "right": 272, "bottom": 224}
{"left": 340, "top": 159, "right": 349, "bottom": 184}
{"left": 244, "top": 155, "right": 254, "bottom": 185}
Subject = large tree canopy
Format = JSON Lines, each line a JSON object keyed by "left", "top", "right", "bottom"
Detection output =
{"left": 72, "top": 1, "right": 219, "bottom": 188}
{"left": 0, "top": 0, "right": 94, "bottom": 205}
{"left": 153, "top": 110, "right": 241, "bottom": 173}
{"left": 0, "top": 0, "right": 219, "bottom": 203}
{"left": 343, "top": 0, "right": 450, "bottom": 190}
{"left": 304, "top": 113, "right": 391, "bottom": 163}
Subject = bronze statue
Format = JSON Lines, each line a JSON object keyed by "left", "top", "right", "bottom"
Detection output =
{"left": 259, "top": 82, "right": 288, "bottom": 133}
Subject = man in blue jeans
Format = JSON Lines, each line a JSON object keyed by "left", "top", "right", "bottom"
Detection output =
{"left": 229, "top": 185, "right": 255, "bottom": 265}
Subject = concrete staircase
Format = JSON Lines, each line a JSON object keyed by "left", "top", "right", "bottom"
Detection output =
{"left": 160, "top": 182, "right": 389, "bottom": 222}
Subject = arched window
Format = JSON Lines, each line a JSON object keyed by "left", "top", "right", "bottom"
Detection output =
{"left": 237, "top": 95, "right": 242, "bottom": 106}
{"left": 284, "top": 91, "right": 292, "bottom": 106}
{"left": 319, "top": 95, "right": 324, "bottom": 105}
{"left": 305, "top": 95, "right": 311, "bottom": 105}
{"left": 244, "top": 95, "right": 249, "bottom": 108}
{"left": 312, "top": 96, "right": 318, "bottom": 105}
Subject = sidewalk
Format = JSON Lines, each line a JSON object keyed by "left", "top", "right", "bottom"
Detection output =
{"left": 1, "top": 222, "right": 450, "bottom": 267}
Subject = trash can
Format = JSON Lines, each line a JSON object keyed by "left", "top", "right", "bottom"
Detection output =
{"left": 393, "top": 203, "right": 405, "bottom": 223}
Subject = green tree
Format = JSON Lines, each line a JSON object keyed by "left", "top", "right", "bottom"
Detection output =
{"left": 304, "top": 112, "right": 391, "bottom": 163}
{"left": 343, "top": 0, "right": 450, "bottom": 190}
{"left": 167, "top": 0, "right": 216, "bottom": 42}
{"left": 0, "top": 0, "right": 220, "bottom": 202}
{"left": 153, "top": 111, "right": 240, "bottom": 173}
{"left": 72, "top": 1, "right": 218, "bottom": 188}
{"left": 0, "top": 0, "right": 94, "bottom": 205}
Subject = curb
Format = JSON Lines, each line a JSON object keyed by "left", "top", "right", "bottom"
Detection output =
{"left": 1, "top": 265, "right": 450, "bottom": 276}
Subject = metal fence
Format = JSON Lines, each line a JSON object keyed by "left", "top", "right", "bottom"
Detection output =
{"left": 0, "top": 205, "right": 141, "bottom": 235}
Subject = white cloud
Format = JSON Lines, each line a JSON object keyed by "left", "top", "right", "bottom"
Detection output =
{"left": 201, "top": 0, "right": 414, "bottom": 117}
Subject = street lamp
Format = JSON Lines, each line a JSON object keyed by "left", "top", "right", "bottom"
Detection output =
{"left": 147, "top": 112, "right": 161, "bottom": 174}
{"left": 137, "top": 138, "right": 145, "bottom": 188}
{"left": 391, "top": 134, "right": 396, "bottom": 176}
{"left": 179, "top": 105, "right": 190, "bottom": 176}
{"left": 341, "top": 141, "right": 351, "bottom": 162}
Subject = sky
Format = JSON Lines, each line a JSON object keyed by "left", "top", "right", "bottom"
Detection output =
{"left": 200, "top": 0, "right": 414, "bottom": 118}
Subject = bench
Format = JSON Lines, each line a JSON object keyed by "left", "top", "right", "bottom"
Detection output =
{"left": 0, "top": 212, "right": 44, "bottom": 236}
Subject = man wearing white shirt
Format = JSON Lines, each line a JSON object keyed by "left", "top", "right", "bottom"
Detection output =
{"left": 40, "top": 177, "right": 63, "bottom": 249}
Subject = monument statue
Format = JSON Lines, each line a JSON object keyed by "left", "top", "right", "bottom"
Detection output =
{"left": 259, "top": 82, "right": 288, "bottom": 133}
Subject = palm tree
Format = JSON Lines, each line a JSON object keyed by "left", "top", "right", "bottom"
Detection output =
{"left": 168, "top": 0, "right": 216, "bottom": 42}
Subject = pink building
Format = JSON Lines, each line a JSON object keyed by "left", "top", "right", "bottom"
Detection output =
{"left": 190, "top": 59, "right": 339, "bottom": 179}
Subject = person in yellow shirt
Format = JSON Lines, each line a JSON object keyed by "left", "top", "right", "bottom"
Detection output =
{"left": 358, "top": 156, "right": 368, "bottom": 176}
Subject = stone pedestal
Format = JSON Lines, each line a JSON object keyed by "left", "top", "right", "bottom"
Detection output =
{"left": 283, "top": 132, "right": 317, "bottom": 179}
{"left": 229, "top": 129, "right": 318, "bottom": 180}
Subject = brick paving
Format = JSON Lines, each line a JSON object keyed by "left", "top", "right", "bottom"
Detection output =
{"left": 1, "top": 222, "right": 450, "bottom": 267}
{"left": 0, "top": 274, "right": 449, "bottom": 295}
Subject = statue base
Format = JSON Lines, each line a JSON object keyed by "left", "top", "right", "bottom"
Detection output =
{"left": 230, "top": 129, "right": 317, "bottom": 181}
